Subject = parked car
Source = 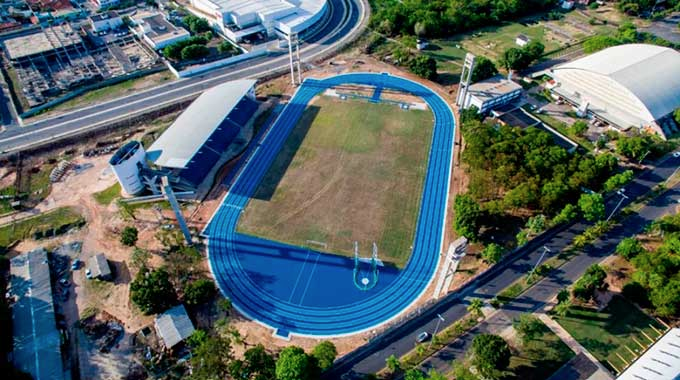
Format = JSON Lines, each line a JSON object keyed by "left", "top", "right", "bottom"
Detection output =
{"left": 672, "top": 151, "right": 680, "bottom": 158}
{"left": 416, "top": 331, "right": 430, "bottom": 343}
{"left": 71, "top": 259, "right": 81, "bottom": 270}
{"left": 85, "top": 269, "right": 92, "bottom": 279}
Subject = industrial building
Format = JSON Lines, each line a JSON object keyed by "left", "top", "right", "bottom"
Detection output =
{"left": 111, "top": 80, "right": 259, "bottom": 196}
{"left": 189, "top": 0, "right": 328, "bottom": 42}
{"left": 617, "top": 328, "right": 680, "bottom": 380}
{"left": 550, "top": 44, "right": 680, "bottom": 137}
{"left": 10, "top": 248, "right": 65, "bottom": 380}
{"left": 459, "top": 75, "right": 523, "bottom": 113}
{"left": 154, "top": 304, "right": 195, "bottom": 350}
{"left": 131, "top": 13, "right": 191, "bottom": 49}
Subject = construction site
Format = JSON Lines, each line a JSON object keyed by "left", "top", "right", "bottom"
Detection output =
{"left": 3, "top": 22, "right": 159, "bottom": 110}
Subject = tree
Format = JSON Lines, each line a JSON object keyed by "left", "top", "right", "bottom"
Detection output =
{"left": 470, "top": 334, "right": 511, "bottom": 379}
{"left": 526, "top": 214, "right": 546, "bottom": 234}
{"left": 604, "top": 170, "right": 634, "bottom": 192}
{"left": 312, "top": 341, "right": 337, "bottom": 371}
{"left": 572, "top": 120, "right": 588, "bottom": 136}
{"left": 583, "top": 35, "right": 621, "bottom": 53}
{"left": 414, "top": 21, "right": 427, "bottom": 37}
{"left": 130, "top": 247, "right": 150, "bottom": 269}
{"left": 184, "top": 279, "right": 217, "bottom": 306}
{"left": 553, "top": 204, "right": 578, "bottom": 225}
{"left": 460, "top": 106, "right": 483, "bottom": 124}
{"left": 481, "top": 243, "right": 503, "bottom": 264}
{"left": 409, "top": 55, "right": 437, "bottom": 80}
{"left": 404, "top": 369, "right": 426, "bottom": 380}
{"left": 578, "top": 193, "right": 605, "bottom": 221}
{"left": 181, "top": 44, "right": 209, "bottom": 60}
{"left": 572, "top": 264, "right": 607, "bottom": 301}
{"left": 499, "top": 47, "right": 527, "bottom": 71}
{"left": 617, "top": 135, "right": 652, "bottom": 160}
{"left": 554, "top": 299, "right": 571, "bottom": 317}
{"left": 471, "top": 56, "right": 498, "bottom": 83}
{"left": 276, "top": 346, "right": 312, "bottom": 380}
{"left": 454, "top": 194, "right": 481, "bottom": 238}
{"left": 512, "top": 313, "right": 543, "bottom": 345}
{"left": 467, "top": 298, "right": 485, "bottom": 318}
{"left": 557, "top": 288, "right": 570, "bottom": 304}
{"left": 130, "top": 267, "right": 177, "bottom": 314}
{"left": 190, "top": 335, "right": 234, "bottom": 380}
{"left": 523, "top": 40, "right": 545, "bottom": 61}
{"left": 187, "top": 329, "right": 208, "bottom": 348}
{"left": 121, "top": 226, "right": 138, "bottom": 246}
{"left": 229, "top": 344, "right": 276, "bottom": 380}
{"left": 516, "top": 230, "right": 529, "bottom": 247}
{"left": 616, "top": 237, "right": 643, "bottom": 260}
{"left": 184, "top": 15, "right": 211, "bottom": 34}
{"left": 649, "top": 279, "right": 680, "bottom": 317}
{"left": 218, "top": 40, "right": 236, "bottom": 54}
{"left": 385, "top": 354, "right": 401, "bottom": 373}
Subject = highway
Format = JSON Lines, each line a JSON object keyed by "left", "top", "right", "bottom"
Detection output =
{"left": 0, "top": 0, "right": 367, "bottom": 153}
{"left": 326, "top": 154, "right": 680, "bottom": 379}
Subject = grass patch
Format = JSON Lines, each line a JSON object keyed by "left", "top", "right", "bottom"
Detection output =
{"left": 93, "top": 183, "right": 121, "bottom": 205}
{"left": 237, "top": 96, "right": 434, "bottom": 268}
{"left": 505, "top": 320, "right": 575, "bottom": 380}
{"left": 0, "top": 207, "right": 85, "bottom": 253}
{"left": 553, "top": 296, "right": 665, "bottom": 372}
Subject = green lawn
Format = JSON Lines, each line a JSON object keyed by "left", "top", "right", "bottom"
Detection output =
{"left": 505, "top": 320, "right": 575, "bottom": 380}
{"left": 93, "top": 183, "right": 121, "bottom": 205}
{"left": 0, "top": 207, "right": 85, "bottom": 253}
{"left": 553, "top": 296, "right": 665, "bottom": 372}
{"left": 237, "top": 96, "right": 434, "bottom": 267}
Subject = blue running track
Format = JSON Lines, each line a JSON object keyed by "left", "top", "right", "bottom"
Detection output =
{"left": 204, "top": 73, "right": 455, "bottom": 337}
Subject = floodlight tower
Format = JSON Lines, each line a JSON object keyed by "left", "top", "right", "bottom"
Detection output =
{"left": 288, "top": 33, "right": 302, "bottom": 85}
{"left": 456, "top": 53, "right": 476, "bottom": 107}
{"left": 161, "top": 176, "right": 193, "bottom": 246}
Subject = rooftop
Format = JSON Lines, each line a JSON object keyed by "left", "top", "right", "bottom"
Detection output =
{"left": 205, "top": 0, "right": 326, "bottom": 32}
{"left": 10, "top": 248, "right": 65, "bottom": 380}
{"left": 4, "top": 24, "right": 83, "bottom": 60}
{"left": 468, "top": 75, "right": 523, "bottom": 103}
{"left": 147, "top": 79, "right": 256, "bottom": 168}
{"left": 88, "top": 253, "right": 111, "bottom": 279}
{"left": 91, "top": 10, "right": 120, "bottom": 22}
{"left": 617, "top": 328, "right": 680, "bottom": 380}
{"left": 133, "top": 13, "right": 190, "bottom": 43}
{"left": 154, "top": 304, "right": 195, "bottom": 349}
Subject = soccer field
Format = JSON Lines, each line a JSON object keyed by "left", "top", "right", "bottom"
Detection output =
{"left": 237, "top": 95, "right": 434, "bottom": 267}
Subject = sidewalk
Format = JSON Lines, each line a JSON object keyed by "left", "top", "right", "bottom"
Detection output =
{"left": 537, "top": 313, "right": 614, "bottom": 380}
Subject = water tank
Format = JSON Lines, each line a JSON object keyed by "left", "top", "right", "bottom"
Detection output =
{"left": 109, "top": 141, "right": 146, "bottom": 196}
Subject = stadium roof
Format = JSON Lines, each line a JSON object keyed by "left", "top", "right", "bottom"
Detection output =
{"left": 10, "top": 248, "right": 65, "bottom": 380}
{"left": 154, "top": 304, "right": 195, "bottom": 349}
{"left": 617, "top": 328, "right": 680, "bottom": 380}
{"left": 552, "top": 44, "right": 680, "bottom": 125}
{"left": 147, "top": 79, "right": 256, "bottom": 169}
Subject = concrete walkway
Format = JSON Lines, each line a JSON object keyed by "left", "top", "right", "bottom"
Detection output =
{"left": 537, "top": 313, "right": 615, "bottom": 380}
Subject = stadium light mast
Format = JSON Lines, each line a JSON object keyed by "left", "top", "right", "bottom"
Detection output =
{"left": 288, "top": 33, "right": 302, "bottom": 86}
{"left": 456, "top": 53, "right": 476, "bottom": 108}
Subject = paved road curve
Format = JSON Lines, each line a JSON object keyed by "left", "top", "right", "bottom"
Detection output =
{"left": 326, "top": 154, "right": 680, "bottom": 378}
{"left": 0, "top": 0, "right": 367, "bottom": 153}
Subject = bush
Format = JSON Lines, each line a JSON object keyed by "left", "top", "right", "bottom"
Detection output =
{"left": 183, "top": 279, "right": 216, "bottom": 306}
{"left": 121, "top": 226, "right": 138, "bottom": 246}
{"left": 218, "top": 41, "right": 236, "bottom": 54}
{"left": 408, "top": 55, "right": 437, "bottom": 80}
{"left": 615, "top": 237, "right": 643, "bottom": 260}
{"left": 481, "top": 243, "right": 504, "bottom": 264}
{"left": 572, "top": 264, "right": 607, "bottom": 301}
{"left": 572, "top": 120, "right": 588, "bottom": 136}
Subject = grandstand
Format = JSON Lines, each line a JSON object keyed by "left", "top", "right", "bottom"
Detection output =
{"left": 143, "top": 79, "right": 258, "bottom": 190}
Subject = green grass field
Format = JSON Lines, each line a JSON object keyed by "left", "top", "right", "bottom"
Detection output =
{"left": 553, "top": 296, "right": 665, "bottom": 372}
{"left": 237, "top": 95, "right": 434, "bottom": 267}
{"left": 505, "top": 320, "right": 575, "bottom": 380}
{"left": 0, "top": 207, "right": 85, "bottom": 253}
{"left": 93, "top": 183, "right": 121, "bottom": 205}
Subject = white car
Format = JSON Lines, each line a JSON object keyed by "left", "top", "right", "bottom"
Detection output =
{"left": 673, "top": 152, "right": 680, "bottom": 158}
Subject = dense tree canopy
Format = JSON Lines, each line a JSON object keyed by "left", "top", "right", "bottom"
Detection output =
{"left": 454, "top": 194, "right": 482, "bottom": 238}
{"left": 616, "top": 237, "right": 644, "bottom": 260}
{"left": 572, "top": 264, "right": 607, "bottom": 301}
{"left": 471, "top": 56, "right": 498, "bottom": 83}
{"left": 276, "top": 346, "right": 312, "bottom": 380}
{"left": 312, "top": 341, "right": 337, "bottom": 371}
{"left": 499, "top": 40, "right": 544, "bottom": 71}
{"left": 578, "top": 193, "right": 605, "bottom": 222}
{"left": 370, "top": 0, "right": 558, "bottom": 38}
{"left": 183, "top": 279, "right": 216, "bottom": 306}
{"left": 228, "top": 344, "right": 276, "bottom": 380}
{"left": 184, "top": 15, "right": 211, "bottom": 34}
{"left": 513, "top": 313, "right": 543, "bottom": 344}
{"left": 408, "top": 55, "right": 437, "bottom": 80}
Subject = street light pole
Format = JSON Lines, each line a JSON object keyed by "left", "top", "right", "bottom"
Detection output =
{"left": 529, "top": 246, "right": 551, "bottom": 278}
{"left": 429, "top": 314, "right": 445, "bottom": 348}
{"left": 606, "top": 189, "right": 628, "bottom": 222}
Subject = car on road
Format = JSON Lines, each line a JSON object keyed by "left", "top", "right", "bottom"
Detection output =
{"left": 673, "top": 151, "right": 680, "bottom": 158}
{"left": 416, "top": 331, "right": 430, "bottom": 343}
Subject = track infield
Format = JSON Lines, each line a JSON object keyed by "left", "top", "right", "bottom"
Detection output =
{"left": 237, "top": 95, "right": 434, "bottom": 267}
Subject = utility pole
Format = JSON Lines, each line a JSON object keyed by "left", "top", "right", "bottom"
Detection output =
{"left": 607, "top": 189, "right": 628, "bottom": 222}
{"left": 529, "top": 246, "right": 551, "bottom": 278}
{"left": 429, "top": 314, "right": 445, "bottom": 348}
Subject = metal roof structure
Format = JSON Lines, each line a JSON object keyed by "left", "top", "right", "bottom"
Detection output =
{"left": 467, "top": 75, "right": 523, "bottom": 103}
{"left": 10, "top": 248, "right": 65, "bottom": 380}
{"left": 154, "top": 304, "right": 195, "bottom": 349}
{"left": 147, "top": 79, "right": 256, "bottom": 169}
{"left": 551, "top": 44, "right": 680, "bottom": 128}
{"left": 617, "top": 328, "right": 680, "bottom": 380}
{"left": 88, "top": 253, "right": 112, "bottom": 279}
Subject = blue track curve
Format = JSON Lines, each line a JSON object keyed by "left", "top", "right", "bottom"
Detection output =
{"left": 204, "top": 73, "right": 455, "bottom": 337}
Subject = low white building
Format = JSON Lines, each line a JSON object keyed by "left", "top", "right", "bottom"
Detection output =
{"left": 460, "top": 76, "right": 523, "bottom": 114}
{"left": 617, "top": 328, "right": 680, "bottom": 380}
{"left": 91, "top": 0, "right": 119, "bottom": 10}
{"left": 189, "top": 0, "right": 327, "bottom": 42}
{"left": 515, "top": 34, "right": 530, "bottom": 47}
{"left": 131, "top": 13, "right": 191, "bottom": 49}
{"left": 90, "top": 11, "right": 123, "bottom": 33}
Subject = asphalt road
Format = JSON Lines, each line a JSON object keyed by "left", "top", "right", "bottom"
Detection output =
{"left": 0, "top": 0, "right": 366, "bottom": 153}
{"left": 327, "top": 154, "right": 680, "bottom": 379}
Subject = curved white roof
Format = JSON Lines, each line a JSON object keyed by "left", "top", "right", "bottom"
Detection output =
{"left": 552, "top": 44, "right": 680, "bottom": 124}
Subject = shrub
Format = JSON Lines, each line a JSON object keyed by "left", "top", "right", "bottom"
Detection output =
{"left": 121, "top": 226, "right": 138, "bottom": 246}
{"left": 615, "top": 237, "right": 643, "bottom": 260}
{"left": 183, "top": 279, "right": 216, "bottom": 306}
{"left": 408, "top": 55, "right": 437, "bottom": 80}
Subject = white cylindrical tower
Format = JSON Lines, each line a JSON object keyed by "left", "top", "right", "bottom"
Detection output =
{"left": 109, "top": 141, "right": 146, "bottom": 196}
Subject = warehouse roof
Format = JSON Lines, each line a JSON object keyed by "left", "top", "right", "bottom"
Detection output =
{"left": 552, "top": 44, "right": 680, "bottom": 123}
{"left": 617, "top": 328, "right": 680, "bottom": 380}
{"left": 147, "top": 79, "right": 256, "bottom": 168}
{"left": 10, "top": 248, "right": 65, "bottom": 380}
{"left": 154, "top": 304, "right": 195, "bottom": 349}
